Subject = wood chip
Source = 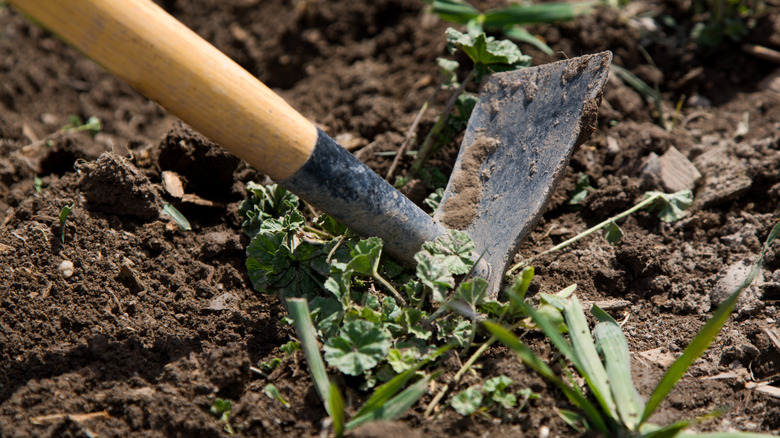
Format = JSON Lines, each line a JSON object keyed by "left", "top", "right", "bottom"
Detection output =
{"left": 763, "top": 327, "right": 780, "bottom": 353}
{"left": 743, "top": 43, "right": 780, "bottom": 65}
{"left": 181, "top": 193, "right": 224, "bottom": 207}
{"left": 582, "top": 299, "right": 632, "bottom": 310}
{"left": 746, "top": 381, "right": 780, "bottom": 399}
{"left": 693, "top": 146, "right": 752, "bottom": 207}
{"left": 706, "top": 368, "right": 750, "bottom": 380}
{"left": 30, "top": 410, "right": 109, "bottom": 425}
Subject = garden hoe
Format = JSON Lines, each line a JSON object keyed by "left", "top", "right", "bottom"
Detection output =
{"left": 9, "top": 0, "right": 611, "bottom": 297}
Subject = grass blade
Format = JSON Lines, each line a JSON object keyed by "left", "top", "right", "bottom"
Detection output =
{"left": 161, "top": 203, "right": 191, "bottom": 231}
{"left": 564, "top": 296, "right": 617, "bottom": 419}
{"left": 352, "top": 367, "right": 421, "bottom": 419}
{"left": 483, "top": 321, "right": 608, "bottom": 434}
{"left": 329, "top": 382, "right": 346, "bottom": 438}
{"left": 685, "top": 434, "right": 780, "bottom": 438}
{"left": 503, "top": 25, "right": 554, "bottom": 55}
{"left": 482, "top": 2, "right": 594, "bottom": 27}
{"left": 639, "top": 419, "right": 690, "bottom": 438}
{"left": 428, "top": 0, "right": 480, "bottom": 24}
{"left": 640, "top": 221, "right": 780, "bottom": 425}
{"left": 592, "top": 313, "right": 644, "bottom": 430}
{"left": 519, "top": 301, "right": 582, "bottom": 372}
{"left": 346, "top": 372, "right": 434, "bottom": 429}
{"left": 286, "top": 298, "right": 331, "bottom": 413}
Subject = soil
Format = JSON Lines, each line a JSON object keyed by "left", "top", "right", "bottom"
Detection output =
{"left": 440, "top": 136, "right": 500, "bottom": 230}
{"left": 2, "top": 0, "right": 780, "bottom": 437}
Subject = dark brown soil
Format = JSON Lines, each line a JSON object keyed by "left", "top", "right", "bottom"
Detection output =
{"left": 2, "top": 0, "right": 780, "bottom": 436}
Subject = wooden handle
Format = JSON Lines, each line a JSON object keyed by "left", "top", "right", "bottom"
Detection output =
{"left": 9, "top": 0, "right": 317, "bottom": 180}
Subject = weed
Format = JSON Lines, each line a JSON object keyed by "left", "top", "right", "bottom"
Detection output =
{"left": 425, "top": 0, "right": 594, "bottom": 55}
{"left": 241, "top": 181, "right": 771, "bottom": 434}
{"left": 62, "top": 115, "right": 103, "bottom": 137}
{"left": 161, "top": 203, "right": 191, "bottom": 231}
{"left": 409, "top": 27, "right": 529, "bottom": 175}
{"left": 242, "top": 183, "right": 547, "bottom": 430}
{"left": 507, "top": 189, "right": 693, "bottom": 275}
{"left": 263, "top": 383, "right": 289, "bottom": 407}
{"left": 691, "top": 0, "right": 765, "bottom": 46}
{"left": 567, "top": 172, "right": 593, "bottom": 207}
{"left": 486, "top": 221, "right": 780, "bottom": 436}
{"left": 33, "top": 176, "right": 44, "bottom": 193}
{"left": 287, "top": 298, "right": 441, "bottom": 437}
{"left": 59, "top": 205, "right": 73, "bottom": 244}
{"left": 210, "top": 398, "right": 235, "bottom": 435}
{"left": 451, "top": 375, "right": 538, "bottom": 418}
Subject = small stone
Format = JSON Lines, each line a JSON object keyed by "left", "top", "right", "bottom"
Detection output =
{"left": 687, "top": 94, "right": 712, "bottom": 108}
{"left": 711, "top": 260, "right": 764, "bottom": 315}
{"left": 40, "top": 113, "right": 60, "bottom": 126}
{"left": 606, "top": 136, "right": 620, "bottom": 155}
{"left": 206, "top": 292, "right": 239, "bottom": 311}
{"left": 59, "top": 260, "right": 75, "bottom": 279}
{"left": 657, "top": 146, "right": 701, "bottom": 192}
{"left": 161, "top": 171, "right": 185, "bottom": 198}
{"left": 693, "top": 146, "right": 752, "bottom": 207}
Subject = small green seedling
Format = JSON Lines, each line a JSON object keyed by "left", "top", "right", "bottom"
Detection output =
{"left": 62, "top": 115, "right": 103, "bottom": 137}
{"left": 263, "top": 383, "right": 289, "bottom": 407}
{"left": 451, "top": 375, "right": 531, "bottom": 417}
{"left": 567, "top": 172, "right": 593, "bottom": 207}
{"left": 280, "top": 340, "right": 300, "bottom": 354}
{"left": 33, "top": 176, "right": 44, "bottom": 193}
{"left": 209, "top": 398, "right": 235, "bottom": 435}
{"left": 59, "top": 205, "right": 73, "bottom": 244}
{"left": 690, "top": 0, "right": 764, "bottom": 46}
{"left": 161, "top": 203, "right": 191, "bottom": 231}
{"left": 486, "top": 221, "right": 780, "bottom": 436}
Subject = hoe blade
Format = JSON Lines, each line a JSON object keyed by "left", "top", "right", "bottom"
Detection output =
{"left": 434, "top": 52, "right": 612, "bottom": 296}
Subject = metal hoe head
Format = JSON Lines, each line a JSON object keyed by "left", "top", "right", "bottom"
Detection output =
{"left": 435, "top": 52, "right": 613, "bottom": 296}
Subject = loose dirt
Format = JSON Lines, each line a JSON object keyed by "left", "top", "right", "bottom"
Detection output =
{"left": 440, "top": 136, "right": 500, "bottom": 230}
{"left": 1, "top": 0, "right": 780, "bottom": 437}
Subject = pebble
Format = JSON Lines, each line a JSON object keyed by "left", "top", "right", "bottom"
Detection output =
{"left": 59, "top": 260, "right": 75, "bottom": 279}
{"left": 711, "top": 259, "right": 764, "bottom": 314}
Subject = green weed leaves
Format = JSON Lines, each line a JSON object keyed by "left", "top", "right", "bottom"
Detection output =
{"left": 445, "top": 28, "right": 531, "bottom": 81}
{"left": 239, "top": 182, "right": 299, "bottom": 237}
{"left": 645, "top": 189, "right": 693, "bottom": 223}
{"left": 243, "top": 184, "right": 491, "bottom": 384}
{"left": 486, "top": 219, "right": 780, "bottom": 436}
{"left": 324, "top": 320, "right": 392, "bottom": 376}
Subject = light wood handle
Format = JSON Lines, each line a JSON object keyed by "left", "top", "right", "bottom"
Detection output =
{"left": 9, "top": 0, "right": 318, "bottom": 180}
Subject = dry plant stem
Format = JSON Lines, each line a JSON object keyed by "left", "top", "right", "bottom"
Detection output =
{"left": 411, "top": 70, "right": 475, "bottom": 174}
{"left": 507, "top": 193, "right": 662, "bottom": 276}
{"left": 742, "top": 43, "right": 780, "bottom": 65}
{"left": 424, "top": 337, "right": 496, "bottom": 418}
{"left": 425, "top": 318, "right": 523, "bottom": 418}
{"left": 386, "top": 86, "right": 439, "bottom": 181}
{"left": 373, "top": 272, "right": 407, "bottom": 305}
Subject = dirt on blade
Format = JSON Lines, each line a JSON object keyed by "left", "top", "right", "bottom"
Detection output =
{"left": 440, "top": 135, "right": 500, "bottom": 230}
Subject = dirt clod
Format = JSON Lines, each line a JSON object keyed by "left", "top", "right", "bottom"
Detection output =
{"left": 77, "top": 152, "right": 162, "bottom": 221}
